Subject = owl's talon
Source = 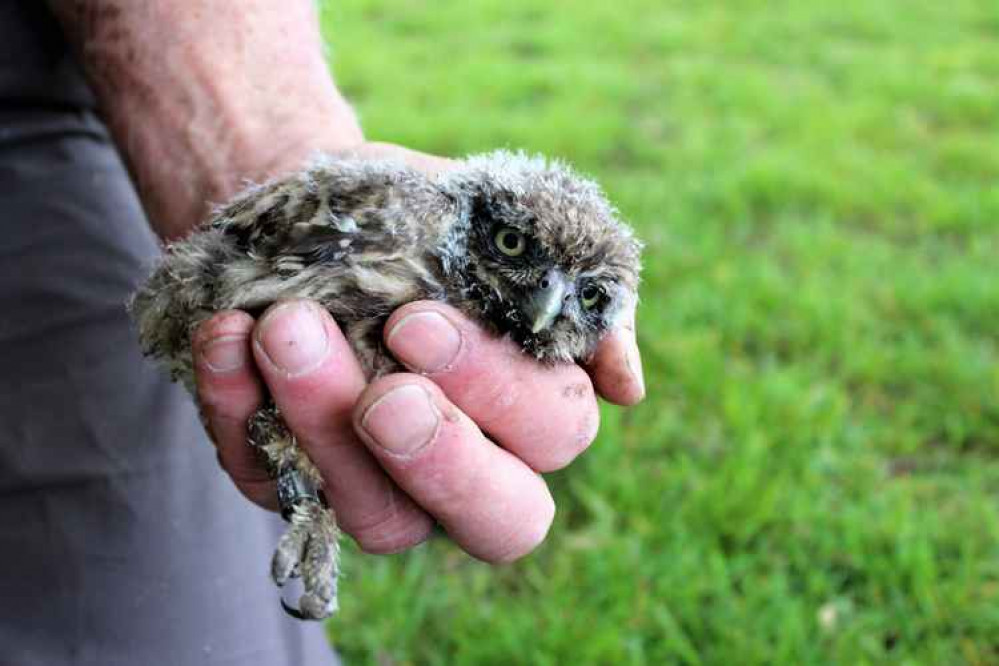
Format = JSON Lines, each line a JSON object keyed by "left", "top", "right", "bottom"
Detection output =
{"left": 272, "top": 521, "right": 306, "bottom": 586}
{"left": 270, "top": 500, "right": 340, "bottom": 620}
{"left": 280, "top": 591, "right": 339, "bottom": 621}
{"left": 280, "top": 598, "right": 308, "bottom": 621}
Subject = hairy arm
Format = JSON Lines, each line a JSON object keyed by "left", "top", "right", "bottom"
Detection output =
{"left": 48, "top": 0, "right": 364, "bottom": 239}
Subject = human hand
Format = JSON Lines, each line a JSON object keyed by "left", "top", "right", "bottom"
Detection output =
{"left": 191, "top": 144, "right": 644, "bottom": 563}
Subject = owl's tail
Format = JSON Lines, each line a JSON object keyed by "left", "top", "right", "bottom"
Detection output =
{"left": 128, "top": 229, "right": 229, "bottom": 386}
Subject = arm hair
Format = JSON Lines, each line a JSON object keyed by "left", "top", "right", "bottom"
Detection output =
{"left": 48, "top": 0, "right": 364, "bottom": 239}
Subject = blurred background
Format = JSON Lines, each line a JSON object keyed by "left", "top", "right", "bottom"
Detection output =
{"left": 320, "top": 1, "right": 999, "bottom": 663}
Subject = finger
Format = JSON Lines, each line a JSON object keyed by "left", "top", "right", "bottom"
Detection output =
{"left": 335, "top": 142, "right": 458, "bottom": 176}
{"left": 253, "top": 299, "right": 434, "bottom": 553}
{"left": 354, "top": 374, "right": 555, "bottom": 563}
{"left": 192, "top": 310, "right": 276, "bottom": 510}
{"left": 586, "top": 300, "right": 645, "bottom": 406}
{"left": 383, "top": 301, "right": 600, "bottom": 473}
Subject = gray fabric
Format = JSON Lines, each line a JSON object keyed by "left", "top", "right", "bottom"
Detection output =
{"left": 0, "top": 3, "right": 96, "bottom": 109}
{"left": 0, "top": 5, "right": 338, "bottom": 665}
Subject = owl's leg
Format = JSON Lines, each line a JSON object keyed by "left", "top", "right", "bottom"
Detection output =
{"left": 248, "top": 402, "right": 341, "bottom": 620}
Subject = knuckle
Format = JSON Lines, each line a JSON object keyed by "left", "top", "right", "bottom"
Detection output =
{"left": 193, "top": 309, "right": 255, "bottom": 345}
{"left": 463, "top": 376, "right": 521, "bottom": 432}
{"left": 349, "top": 512, "right": 434, "bottom": 555}
{"left": 219, "top": 455, "right": 277, "bottom": 510}
{"left": 235, "top": 484, "right": 279, "bottom": 512}
{"left": 197, "top": 386, "right": 254, "bottom": 424}
{"left": 425, "top": 451, "right": 484, "bottom": 512}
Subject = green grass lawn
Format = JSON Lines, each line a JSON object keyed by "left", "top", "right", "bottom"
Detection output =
{"left": 319, "top": 1, "right": 999, "bottom": 663}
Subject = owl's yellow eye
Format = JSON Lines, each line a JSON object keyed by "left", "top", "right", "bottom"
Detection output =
{"left": 494, "top": 227, "right": 526, "bottom": 257}
{"left": 580, "top": 284, "right": 602, "bottom": 310}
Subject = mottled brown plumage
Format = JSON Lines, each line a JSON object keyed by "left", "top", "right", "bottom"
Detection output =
{"left": 131, "top": 150, "right": 641, "bottom": 619}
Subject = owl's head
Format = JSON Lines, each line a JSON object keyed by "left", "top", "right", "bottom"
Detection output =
{"left": 438, "top": 151, "right": 642, "bottom": 363}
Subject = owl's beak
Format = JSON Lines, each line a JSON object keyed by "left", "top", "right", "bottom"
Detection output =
{"left": 526, "top": 268, "right": 568, "bottom": 333}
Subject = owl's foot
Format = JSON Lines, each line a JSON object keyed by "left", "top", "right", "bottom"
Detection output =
{"left": 250, "top": 409, "right": 342, "bottom": 620}
{"left": 272, "top": 499, "right": 341, "bottom": 620}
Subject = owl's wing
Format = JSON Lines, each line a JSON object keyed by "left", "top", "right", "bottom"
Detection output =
{"left": 209, "top": 173, "right": 390, "bottom": 275}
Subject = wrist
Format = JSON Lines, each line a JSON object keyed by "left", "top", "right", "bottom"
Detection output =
{"left": 247, "top": 93, "right": 365, "bottom": 182}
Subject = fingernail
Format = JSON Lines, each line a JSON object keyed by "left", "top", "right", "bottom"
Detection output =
{"left": 361, "top": 385, "right": 440, "bottom": 456}
{"left": 200, "top": 335, "right": 248, "bottom": 373}
{"left": 256, "top": 301, "right": 329, "bottom": 376}
{"left": 625, "top": 339, "right": 645, "bottom": 398}
{"left": 385, "top": 311, "right": 462, "bottom": 373}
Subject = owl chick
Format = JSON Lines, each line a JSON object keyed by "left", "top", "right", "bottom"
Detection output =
{"left": 130, "top": 150, "right": 641, "bottom": 620}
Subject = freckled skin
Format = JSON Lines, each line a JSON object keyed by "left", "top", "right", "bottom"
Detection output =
{"left": 130, "top": 149, "right": 642, "bottom": 620}
{"left": 562, "top": 382, "right": 592, "bottom": 400}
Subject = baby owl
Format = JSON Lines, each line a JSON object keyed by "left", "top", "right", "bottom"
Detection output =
{"left": 131, "top": 150, "right": 642, "bottom": 620}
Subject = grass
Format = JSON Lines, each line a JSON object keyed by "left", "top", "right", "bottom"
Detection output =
{"left": 318, "top": 1, "right": 999, "bottom": 663}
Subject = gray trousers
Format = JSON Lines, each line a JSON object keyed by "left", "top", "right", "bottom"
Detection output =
{"left": 0, "top": 107, "right": 337, "bottom": 664}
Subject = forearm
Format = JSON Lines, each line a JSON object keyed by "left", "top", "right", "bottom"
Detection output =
{"left": 49, "top": 0, "right": 363, "bottom": 239}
